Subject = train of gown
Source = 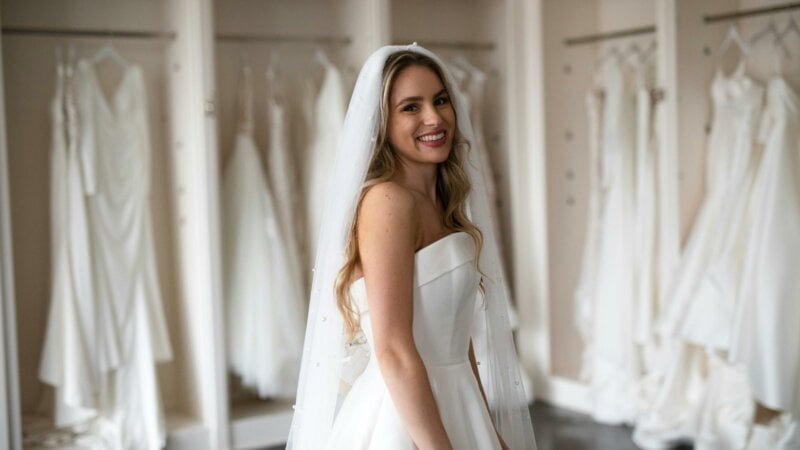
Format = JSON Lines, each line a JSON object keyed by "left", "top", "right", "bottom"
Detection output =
{"left": 325, "top": 232, "right": 501, "bottom": 450}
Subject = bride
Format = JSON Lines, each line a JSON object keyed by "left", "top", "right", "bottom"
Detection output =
{"left": 287, "top": 44, "right": 536, "bottom": 450}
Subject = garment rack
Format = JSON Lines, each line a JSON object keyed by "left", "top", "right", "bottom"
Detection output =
{"left": 392, "top": 40, "right": 496, "bottom": 51}
{"left": 1, "top": 26, "right": 176, "bottom": 40}
{"left": 704, "top": 2, "right": 800, "bottom": 24}
{"left": 564, "top": 26, "right": 655, "bottom": 47}
{"left": 216, "top": 33, "right": 351, "bottom": 45}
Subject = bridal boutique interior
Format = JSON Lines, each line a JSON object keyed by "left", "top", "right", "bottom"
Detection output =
{"left": 0, "top": 0, "right": 798, "bottom": 449}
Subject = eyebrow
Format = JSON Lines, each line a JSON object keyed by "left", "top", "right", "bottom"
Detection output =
{"left": 395, "top": 89, "right": 448, "bottom": 107}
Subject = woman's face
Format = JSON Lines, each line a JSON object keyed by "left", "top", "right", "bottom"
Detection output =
{"left": 387, "top": 65, "right": 455, "bottom": 169}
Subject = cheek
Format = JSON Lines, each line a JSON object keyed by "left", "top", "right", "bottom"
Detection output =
{"left": 388, "top": 117, "right": 414, "bottom": 145}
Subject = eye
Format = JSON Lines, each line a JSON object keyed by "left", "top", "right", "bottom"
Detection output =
{"left": 401, "top": 103, "right": 419, "bottom": 112}
{"left": 434, "top": 95, "right": 450, "bottom": 106}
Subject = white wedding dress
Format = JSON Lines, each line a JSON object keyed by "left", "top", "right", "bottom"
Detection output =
{"left": 61, "top": 59, "right": 173, "bottom": 449}
{"left": 39, "top": 62, "right": 101, "bottom": 430}
{"left": 325, "top": 232, "right": 501, "bottom": 450}
{"left": 575, "top": 88, "right": 604, "bottom": 379}
{"left": 659, "top": 63, "right": 763, "bottom": 350}
{"left": 582, "top": 61, "right": 640, "bottom": 425}
{"left": 223, "top": 80, "right": 305, "bottom": 398}
{"left": 730, "top": 76, "right": 800, "bottom": 449}
{"left": 305, "top": 61, "right": 345, "bottom": 266}
{"left": 264, "top": 80, "right": 304, "bottom": 300}
{"left": 636, "top": 64, "right": 764, "bottom": 450}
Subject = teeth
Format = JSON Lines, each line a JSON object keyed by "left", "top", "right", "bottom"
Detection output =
{"left": 418, "top": 132, "right": 445, "bottom": 142}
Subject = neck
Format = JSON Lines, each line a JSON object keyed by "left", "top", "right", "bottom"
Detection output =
{"left": 392, "top": 161, "right": 439, "bottom": 203}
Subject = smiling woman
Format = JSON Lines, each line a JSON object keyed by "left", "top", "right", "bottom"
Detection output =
{"left": 287, "top": 45, "right": 536, "bottom": 450}
{"left": 388, "top": 65, "right": 455, "bottom": 167}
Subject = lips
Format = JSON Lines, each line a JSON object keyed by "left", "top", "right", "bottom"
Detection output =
{"left": 416, "top": 130, "right": 447, "bottom": 147}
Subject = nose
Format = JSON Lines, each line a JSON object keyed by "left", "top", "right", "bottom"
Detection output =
{"left": 421, "top": 103, "right": 443, "bottom": 126}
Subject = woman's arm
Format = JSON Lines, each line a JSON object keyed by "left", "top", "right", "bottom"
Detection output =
{"left": 469, "top": 340, "right": 509, "bottom": 450}
{"left": 358, "top": 182, "right": 452, "bottom": 450}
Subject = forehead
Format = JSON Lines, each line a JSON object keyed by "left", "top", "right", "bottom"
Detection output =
{"left": 390, "top": 65, "right": 446, "bottom": 101}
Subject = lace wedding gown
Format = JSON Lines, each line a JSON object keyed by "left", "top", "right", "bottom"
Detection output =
{"left": 325, "top": 232, "right": 502, "bottom": 450}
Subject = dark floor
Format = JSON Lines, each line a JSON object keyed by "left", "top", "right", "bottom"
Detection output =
{"left": 266, "top": 401, "right": 694, "bottom": 449}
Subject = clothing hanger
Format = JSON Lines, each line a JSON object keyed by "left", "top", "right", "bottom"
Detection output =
{"left": 446, "top": 59, "right": 469, "bottom": 90}
{"left": 717, "top": 24, "right": 750, "bottom": 59}
{"left": 453, "top": 53, "right": 484, "bottom": 77}
{"left": 66, "top": 43, "right": 77, "bottom": 76}
{"left": 749, "top": 16, "right": 781, "bottom": 45}
{"left": 622, "top": 42, "right": 644, "bottom": 63}
{"left": 749, "top": 16, "right": 791, "bottom": 57}
{"left": 89, "top": 38, "right": 129, "bottom": 68}
{"left": 265, "top": 50, "right": 284, "bottom": 103}
{"left": 237, "top": 55, "right": 254, "bottom": 133}
{"left": 54, "top": 45, "right": 64, "bottom": 70}
{"left": 266, "top": 50, "right": 279, "bottom": 83}
{"left": 777, "top": 15, "right": 800, "bottom": 50}
{"left": 641, "top": 41, "right": 657, "bottom": 64}
{"left": 716, "top": 24, "right": 750, "bottom": 75}
{"left": 315, "top": 47, "right": 332, "bottom": 68}
{"left": 591, "top": 45, "right": 623, "bottom": 76}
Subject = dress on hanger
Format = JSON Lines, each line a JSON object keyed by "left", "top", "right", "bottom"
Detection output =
{"left": 731, "top": 77, "right": 800, "bottom": 427}
{"left": 39, "top": 62, "right": 100, "bottom": 429}
{"left": 659, "top": 63, "right": 764, "bottom": 351}
{"left": 637, "top": 63, "right": 763, "bottom": 450}
{"left": 305, "top": 61, "right": 345, "bottom": 266}
{"left": 584, "top": 60, "right": 640, "bottom": 425}
{"left": 265, "top": 77, "right": 305, "bottom": 311}
{"left": 325, "top": 232, "right": 502, "bottom": 450}
{"left": 575, "top": 88, "right": 605, "bottom": 381}
{"left": 633, "top": 60, "right": 659, "bottom": 367}
{"left": 71, "top": 59, "right": 173, "bottom": 449}
{"left": 223, "top": 69, "right": 304, "bottom": 398}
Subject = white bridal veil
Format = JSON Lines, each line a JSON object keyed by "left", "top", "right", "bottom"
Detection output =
{"left": 287, "top": 44, "right": 537, "bottom": 449}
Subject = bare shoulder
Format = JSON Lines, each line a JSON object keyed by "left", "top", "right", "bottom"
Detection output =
{"left": 360, "top": 181, "right": 417, "bottom": 225}
{"left": 358, "top": 181, "right": 419, "bottom": 252}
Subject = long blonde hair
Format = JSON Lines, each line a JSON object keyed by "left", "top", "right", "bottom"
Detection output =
{"left": 333, "top": 51, "right": 484, "bottom": 340}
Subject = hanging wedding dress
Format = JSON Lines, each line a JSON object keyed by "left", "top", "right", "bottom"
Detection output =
{"left": 583, "top": 60, "right": 640, "bottom": 425}
{"left": 730, "top": 76, "right": 800, "bottom": 449}
{"left": 264, "top": 71, "right": 305, "bottom": 308}
{"left": 636, "top": 63, "right": 763, "bottom": 450}
{"left": 325, "top": 233, "right": 503, "bottom": 450}
{"left": 39, "top": 61, "right": 100, "bottom": 430}
{"left": 575, "top": 87, "right": 604, "bottom": 380}
{"left": 223, "top": 65, "right": 304, "bottom": 398}
{"left": 70, "top": 59, "right": 173, "bottom": 449}
{"left": 632, "top": 59, "right": 660, "bottom": 373}
{"left": 658, "top": 62, "right": 763, "bottom": 349}
{"left": 304, "top": 60, "right": 345, "bottom": 264}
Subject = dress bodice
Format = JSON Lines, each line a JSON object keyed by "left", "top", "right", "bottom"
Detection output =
{"left": 350, "top": 232, "right": 480, "bottom": 366}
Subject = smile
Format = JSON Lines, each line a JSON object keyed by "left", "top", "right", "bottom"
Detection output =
{"left": 418, "top": 131, "right": 445, "bottom": 142}
{"left": 416, "top": 131, "right": 447, "bottom": 147}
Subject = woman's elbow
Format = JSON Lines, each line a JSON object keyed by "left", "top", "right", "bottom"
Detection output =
{"left": 374, "top": 339, "right": 422, "bottom": 376}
